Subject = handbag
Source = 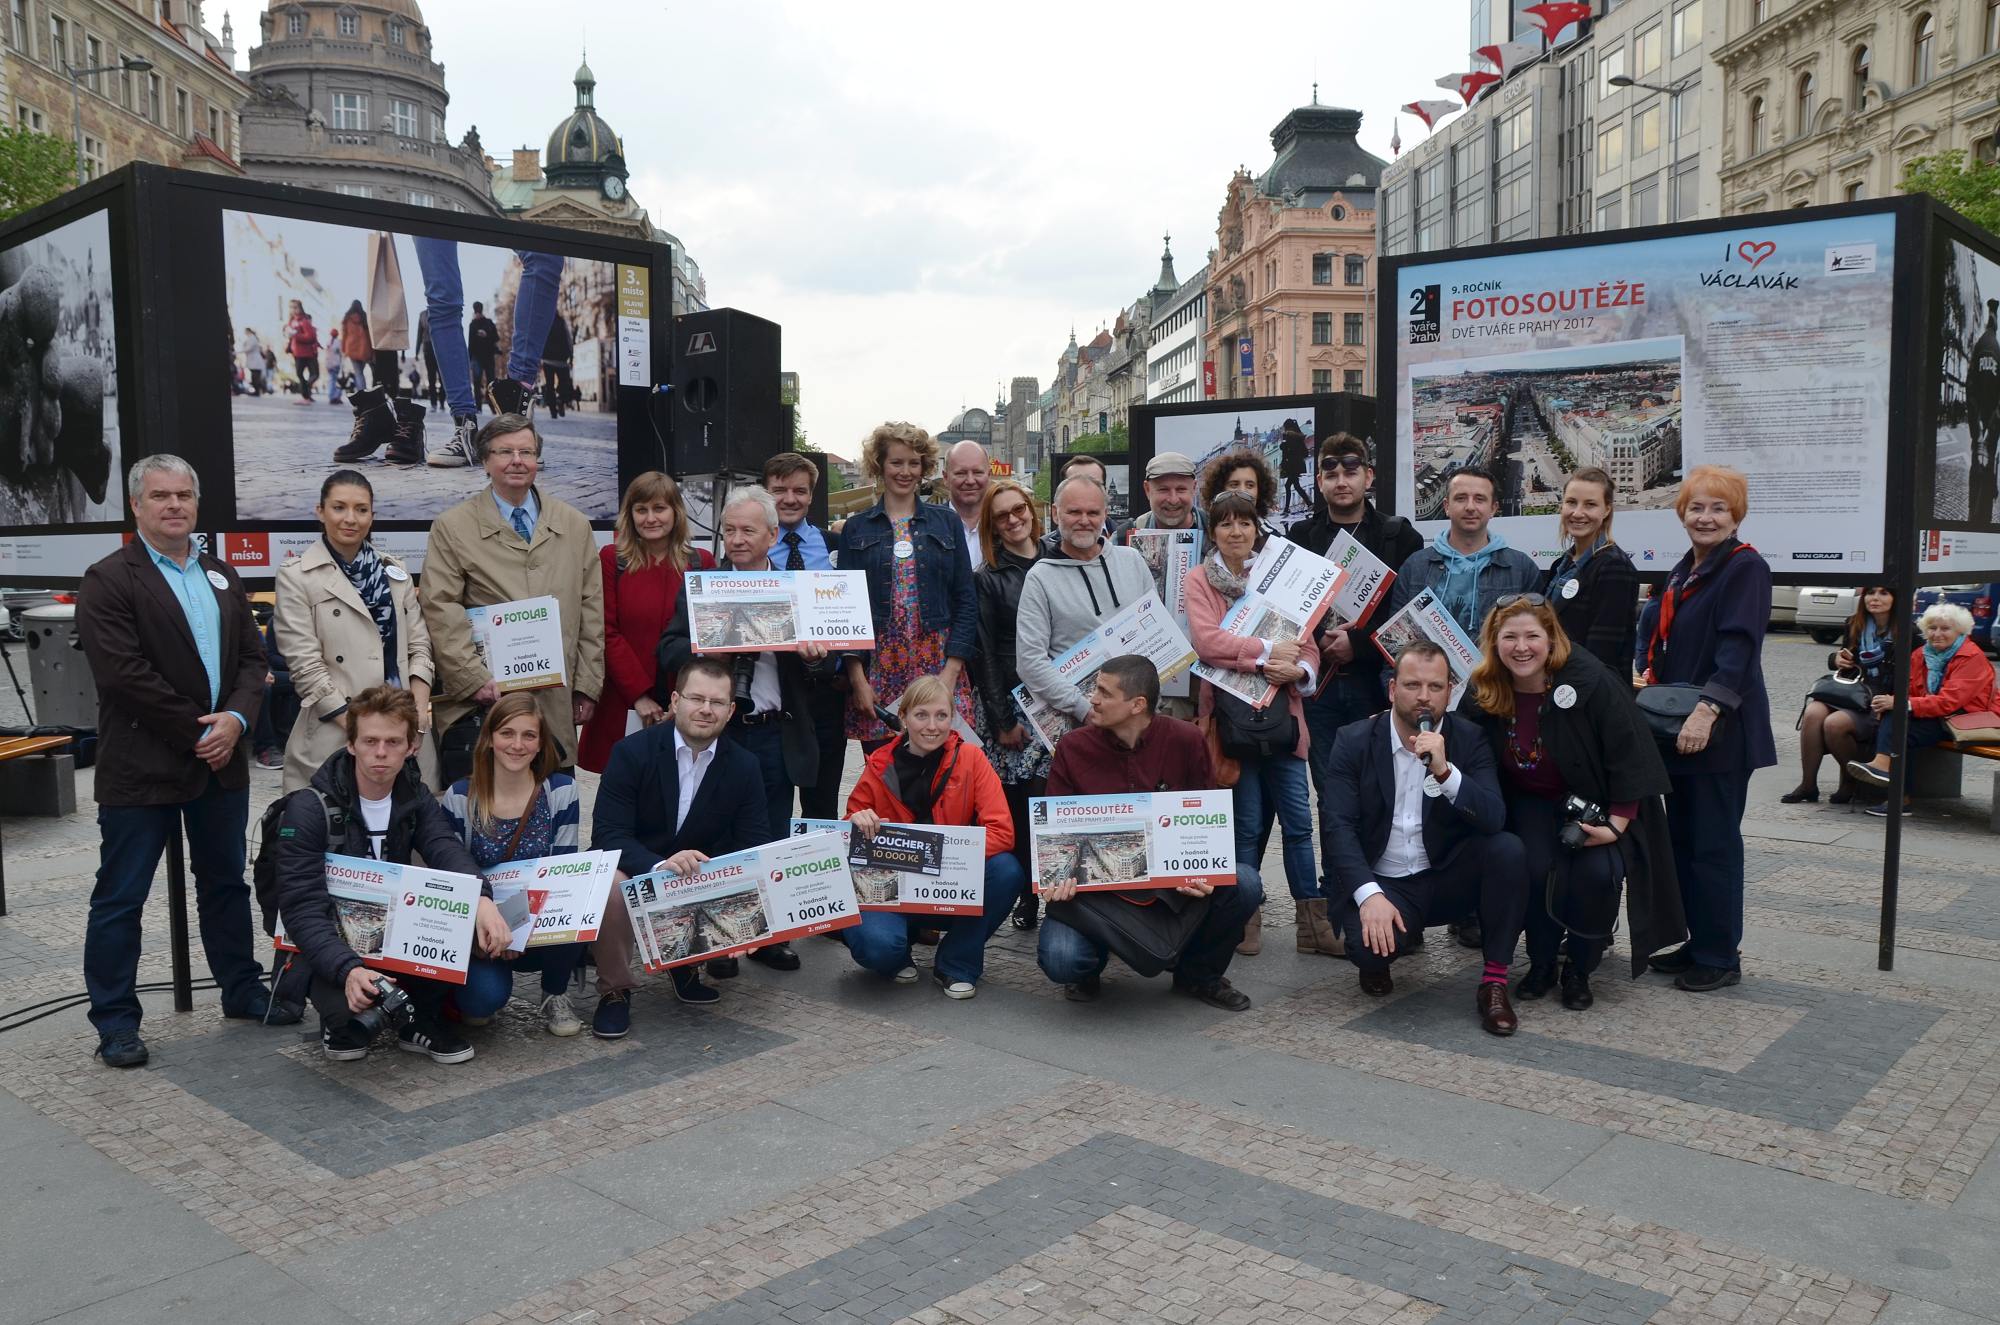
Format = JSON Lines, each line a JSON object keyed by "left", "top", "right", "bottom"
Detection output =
{"left": 437, "top": 710, "right": 484, "bottom": 789}
{"left": 1211, "top": 688, "right": 1299, "bottom": 760}
{"left": 1044, "top": 889, "right": 1213, "bottom": 978}
{"left": 1634, "top": 682, "right": 1708, "bottom": 744}
{"left": 1947, "top": 711, "right": 2000, "bottom": 744}
{"left": 1196, "top": 713, "right": 1241, "bottom": 789}
{"left": 1807, "top": 670, "right": 1871, "bottom": 714}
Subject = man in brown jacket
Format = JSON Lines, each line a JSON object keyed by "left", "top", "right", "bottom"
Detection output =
{"left": 78, "top": 455, "right": 300, "bottom": 1069}
{"left": 419, "top": 414, "right": 605, "bottom": 775}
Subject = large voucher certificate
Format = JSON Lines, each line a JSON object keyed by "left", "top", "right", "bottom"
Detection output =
{"left": 1189, "top": 538, "right": 1347, "bottom": 708}
{"left": 1126, "top": 528, "right": 1203, "bottom": 699}
{"left": 1027, "top": 790, "right": 1235, "bottom": 894}
{"left": 1322, "top": 530, "right": 1397, "bottom": 631}
{"left": 791, "top": 818, "right": 987, "bottom": 915}
{"left": 1370, "top": 586, "right": 1481, "bottom": 707}
{"left": 684, "top": 569, "right": 875, "bottom": 652}
{"left": 466, "top": 595, "right": 568, "bottom": 692}
{"left": 1012, "top": 592, "right": 1197, "bottom": 753}
{"left": 275, "top": 854, "right": 482, "bottom": 985}
{"left": 617, "top": 830, "right": 860, "bottom": 972}
{"left": 483, "top": 849, "right": 621, "bottom": 953}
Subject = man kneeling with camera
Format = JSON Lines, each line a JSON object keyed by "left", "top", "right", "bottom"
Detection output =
{"left": 275, "top": 685, "right": 511, "bottom": 1064}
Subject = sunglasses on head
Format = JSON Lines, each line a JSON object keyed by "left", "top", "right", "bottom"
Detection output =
{"left": 1493, "top": 593, "right": 1549, "bottom": 611}
{"left": 1319, "top": 455, "right": 1367, "bottom": 474}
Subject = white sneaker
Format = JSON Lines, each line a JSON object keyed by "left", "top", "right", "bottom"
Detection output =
{"left": 426, "top": 417, "right": 476, "bottom": 467}
{"left": 539, "top": 992, "right": 581, "bottom": 1037}
{"left": 893, "top": 965, "right": 919, "bottom": 984}
{"left": 933, "top": 971, "right": 976, "bottom": 1000}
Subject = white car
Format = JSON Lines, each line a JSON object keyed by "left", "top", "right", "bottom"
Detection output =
{"left": 1795, "top": 587, "right": 1857, "bottom": 645}
{"left": 1769, "top": 585, "right": 1799, "bottom": 630}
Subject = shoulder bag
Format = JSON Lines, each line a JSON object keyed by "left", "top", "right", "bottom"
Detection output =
{"left": 1634, "top": 683, "right": 1708, "bottom": 745}
{"left": 1806, "top": 669, "right": 1871, "bottom": 715}
{"left": 1044, "top": 889, "right": 1213, "bottom": 978}
{"left": 1211, "top": 688, "right": 1298, "bottom": 760}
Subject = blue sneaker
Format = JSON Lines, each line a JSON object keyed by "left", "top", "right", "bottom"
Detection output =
{"left": 592, "top": 989, "right": 631, "bottom": 1039}
{"left": 96, "top": 1029, "right": 148, "bottom": 1069}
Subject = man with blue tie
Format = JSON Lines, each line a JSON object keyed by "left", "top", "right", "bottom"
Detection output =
{"left": 587, "top": 658, "right": 771, "bottom": 1037}
{"left": 76, "top": 455, "right": 300, "bottom": 1068}
{"left": 762, "top": 452, "right": 851, "bottom": 821}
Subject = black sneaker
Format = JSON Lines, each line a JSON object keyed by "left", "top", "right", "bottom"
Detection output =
{"left": 486, "top": 378, "right": 535, "bottom": 418}
{"left": 672, "top": 969, "right": 721, "bottom": 1004}
{"left": 321, "top": 1018, "right": 372, "bottom": 1061}
{"left": 1647, "top": 944, "right": 1695, "bottom": 975}
{"left": 1173, "top": 975, "right": 1252, "bottom": 1012}
{"left": 747, "top": 942, "right": 800, "bottom": 971}
{"left": 1514, "top": 963, "right": 1558, "bottom": 1000}
{"left": 95, "top": 1029, "right": 148, "bottom": 1069}
{"left": 1674, "top": 964, "right": 1742, "bottom": 993}
{"left": 397, "top": 1020, "right": 475, "bottom": 1064}
{"left": 706, "top": 956, "right": 740, "bottom": 980}
{"left": 1450, "top": 918, "right": 1484, "bottom": 950}
{"left": 1063, "top": 974, "right": 1101, "bottom": 1002}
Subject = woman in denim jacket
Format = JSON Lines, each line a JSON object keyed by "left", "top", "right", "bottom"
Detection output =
{"left": 838, "top": 421, "right": 980, "bottom": 752}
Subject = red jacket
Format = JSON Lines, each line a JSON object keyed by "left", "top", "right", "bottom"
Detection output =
{"left": 1911, "top": 635, "right": 2000, "bottom": 719}
{"left": 846, "top": 731, "right": 1014, "bottom": 857}
{"left": 578, "top": 543, "right": 714, "bottom": 772}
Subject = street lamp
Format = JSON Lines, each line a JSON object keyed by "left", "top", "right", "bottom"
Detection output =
{"left": 67, "top": 55, "right": 153, "bottom": 187}
{"left": 1607, "top": 73, "right": 1697, "bottom": 96}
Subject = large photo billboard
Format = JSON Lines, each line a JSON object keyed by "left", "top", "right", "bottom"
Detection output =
{"left": 1153, "top": 406, "right": 1319, "bottom": 526}
{"left": 1389, "top": 212, "right": 1898, "bottom": 570}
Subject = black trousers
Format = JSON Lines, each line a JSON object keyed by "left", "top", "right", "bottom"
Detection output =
{"left": 1510, "top": 793, "right": 1624, "bottom": 976}
{"left": 1338, "top": 832, "right": 1528, "bottom": 972}
{"left": 796, "top": 684, "right": 849, "bottom": 820}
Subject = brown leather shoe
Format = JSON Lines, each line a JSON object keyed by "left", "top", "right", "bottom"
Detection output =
{"left": 1476, "top": 982, "right": 1518, "bottom": 1036}
{"left": 1358, "top": 968, "right": 1393, "bottom": 997}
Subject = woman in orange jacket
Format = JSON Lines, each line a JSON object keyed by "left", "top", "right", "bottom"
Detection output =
{"left": 842, "top": 673, "right": 1026, "bottom": 998}
{"left": 1849, "top": 601, "right": 1999, "bottom": 813}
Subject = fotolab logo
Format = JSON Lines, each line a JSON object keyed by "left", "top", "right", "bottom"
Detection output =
{"left": 769, "top": 868, "right": 784, "bottom": 883}
{"left": 403, "top": 893, "right": 417, "bottom": 906}
{"left": 1159, "top": 815, "right": 1172, "bottom": 828}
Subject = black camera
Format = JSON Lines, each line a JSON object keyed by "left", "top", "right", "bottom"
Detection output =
{"left": 732, "top": 655, "right": 756, "bottom": 707}
{"left": 351, "top": 975, "right": 414, "bottom": 1036}
{"left": 1558, "top": 795, "right": 1607, "bottom": 851}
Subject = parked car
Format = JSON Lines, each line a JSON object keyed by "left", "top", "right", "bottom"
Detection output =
{"left": 1770, "top": 585, "right": 1799, "bottom": 630}
{"left": 1911, "top": 583, "right": 1999, "bottom": 653}
{"left": 1795, "top": 587, "right": 1857, "bottom": 645}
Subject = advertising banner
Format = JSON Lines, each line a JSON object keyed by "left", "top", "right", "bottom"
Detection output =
{"left": 683, "top": 569, "right": 875, "bottom": 652}
{"left": 274, "top": 854, "right": 481, "bottom": 984}
{"left": 466, "top": 595, "right": 568, "bottom": 691}
{"left": 1323, "top": 530, "right": 1398, "bottom": 630}
{"left": 1189, "top": 537, "right": 1345, "bottom": 707}
{"left": 1027, "top": 791, "right": 1235, "bottom": 894}
{"left": 1126, "top": 527, "right": 1202, "bottom": 698}
{"left": 790, "top": 818, "right": 987, "bottom": 915}
{"left": 1371, "top": 586, "right": 1481, "bottom": 707}
{"left": 1011, "top": 592, "right": 1196, "bottom": 753}
{"left": 617, "top": 830, "right": 859, "bottom": 971}
{"left": 482, "top": 849, "right": 620, "bottom": 952}
{"left": 1391, "top": 213, "right": 1898, "bottom": 571}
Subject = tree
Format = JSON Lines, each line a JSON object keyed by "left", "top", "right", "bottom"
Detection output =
{"left": 1901, "top": 149, "right": 2000, "bottom": 233}
{"left": 0, "top": 127, "right": 73, "bottom": 222}
{"left": 1069, "top": 421, "right": 1130, "bottom": 455}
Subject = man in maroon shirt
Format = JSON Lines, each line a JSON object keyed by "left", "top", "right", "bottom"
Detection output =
{"left": 1036, "top": 655, "right": 1264, "bottom": 1009}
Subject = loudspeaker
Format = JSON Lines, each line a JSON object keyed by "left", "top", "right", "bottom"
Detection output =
{"left": 669, "top": 308, "right": 783, "bottom": 475}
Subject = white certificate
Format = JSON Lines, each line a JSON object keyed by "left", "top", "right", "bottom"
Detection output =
{"left": 466, "top": 595, "right": 567, "bottom": 692}
{"left": 684, "top": 569, "right": 875, "bottom": 652}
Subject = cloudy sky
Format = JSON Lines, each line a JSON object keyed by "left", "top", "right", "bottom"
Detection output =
{"left": 422, "top": 0, "right": 1474, "bottom": 462}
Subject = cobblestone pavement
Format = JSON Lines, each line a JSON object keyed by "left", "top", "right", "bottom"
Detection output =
{"left": 4, "top": 633, "right": 2000, "bottom": 1324}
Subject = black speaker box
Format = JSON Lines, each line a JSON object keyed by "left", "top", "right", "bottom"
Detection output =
{"left": 670, "top": 308, "right": 783, "bottom": 475}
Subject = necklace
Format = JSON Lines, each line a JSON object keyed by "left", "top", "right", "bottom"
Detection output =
{"left": 1503, "top": 691, "right": 1546, "bottom": 772}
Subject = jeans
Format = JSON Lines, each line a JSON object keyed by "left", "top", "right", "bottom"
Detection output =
{"left": 508, "top": 253, "right": 564, "bottom": 383}
{"left": 85, "top": 777, "right": 265, "bottom": 1036}
{"left": 1233, "top": 751, "right": 1317, "bottom": 900}
{"left": 1036, "top": 864, "right": 1265, "bottom": 987}
{"left": 458, "top": 944, "right": 587, "bottom": 1018}
{"left": 293, "top": 355, "right": 318, "bottom": 398}
{"left": 1877, "top": 715, "right": 1950, "bottom": 756}
{"left": 1338, "top": 833, "right": 1528, "bottom": 973}
{"left": 415, "top": 241, "right": 564, "bottom": 415}
{"left": 1666, "top": 770, "right": 1748, "bottom": 971}
{"left": 842, "top": 854, "right": 1026, "bottom": 984}
{"left": 730, "top": 718, "right": 795, "bottom": 844}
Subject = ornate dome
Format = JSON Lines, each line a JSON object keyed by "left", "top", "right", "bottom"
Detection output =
{"left": 544, "top": 56, "right": 625, "bottom": 173}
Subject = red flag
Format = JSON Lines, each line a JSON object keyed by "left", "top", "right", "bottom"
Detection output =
{"left": 1436, "top": 71, "right": 1501, "bottom": 105}
{"left": 1520, "top": 1, "right": 1592, "bottom": 41}
{"left": 1475, "top": 39, "right": 1543, "bottom": 75}
{"left": 1401, "top": 100, "right": 1461, "bottom": 131}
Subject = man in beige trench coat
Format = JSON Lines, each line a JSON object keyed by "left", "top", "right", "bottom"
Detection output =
{"left": 420, "top": 414, "right": 605, "bottom": 774}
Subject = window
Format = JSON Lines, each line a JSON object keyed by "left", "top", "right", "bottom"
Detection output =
{"left": 81, "top": 133, "right": 104, "bottom": 178}
{"left": 1599, "top": 45, "right": 1625, "bottom": 98}
{"left": 1496, "top": 173, "right": 1532, "bottom": 225}
{"left": 15, "top": 103, "right": 43, "bottom": 131}
{"left": 1845, "top": 181, "right": 1866, "bottom": 202}
{"left": 1912, "top": 14, "right": 1935, "bottom": 85}
{"left": 1596, "top": 195, "right": 1623, "bottom": 230}
{"left": 83, "top": 35, "right": 100, "bottom": 88}
{"left": 1497, "top": 105, "right": 1533, "bottom": 154}
{"left": 1632, "top": 177, "right": 1661, "bottom": 227}
{"left": 46, "top": 11, "right": 63, "bottom": 67}
{"left": 1669, "top": 89, "right": 1698, "bottom": 146}
{"left": 331, "top": 91, "right": 367, "bottom": 130}
{"left": 330, "top": 182, "right": 372, "bottom": 197}
{"left": 430, "top": 110, "right": 442, "bottom": 141}
{"left": 387, "top": 18, "right": 403, "bottom": 45}
{"left": 1417, "top": 159, "right": 1448, "bottom": 251}
{"left": 1312, "top": 252, "right": 1333, "bottom": 285}
{"left": 390, "top": 98, "right": 416, "bottom": 136}
{"left": 1344, "top": 369, "right": 1365, "bottom": 392}
{"left": 145, "top": 71, "right": 161, "bottom": 123}
{"left": 1747, "top": 95, "right": 1766, "bottom": 153}
{"left": 1344, "top": 313, "right": 1365, "bottom": 346}
{"left": 1671, "top": 1, "right": 1701, "bottom": 56}
{"left": 1635, "top": 23, "right": 1662, "bottom": 76}
{"left": 117, "top": 51, "right": 132, "bottom": 108}
{"left": 1795, "top": 72, "right": 1816, "bottom": 135}
{"left": 407, "top": 190, "right": 435, "bottom": 207}
{"left": 1345, "top": 254, "right": 1364, "bottom": 285}
{"left": 1672, "top": 159, "right": 1701, "bottom": 219}
{"left": 1312, "top": 369, "right": 1333, "bottom": 393}
{"left": 286, "top": 9, "right": 303, "bottom": 35}
{"left": 1753, "top": 0, "right": 1769, "bottom": 21}
{"left": 1989, "top": 0, "right": 2000, "bottom": 56}
{"left": 6, "top": 0, "right": 24, "bottom": 53}
{"left": 1312, "top": 312, "right": 1332, "bottom": 344}
{"left": 337, "top": 11, "right": 357, "bottom": 37}
{"left": 1634, "top": 103, "right": 1661, "bottom": 155}
{"left": 1851, "top": 45, "right": 1871, "bottom": 109}
{"left": 207, "top": 105, "right": 220, "bottom": 141}
{"left": 174, "top": 87, "right": 189, "bottom": 137}
{"left": 1598, "top": 122, "right": 1625, "bottom": 170}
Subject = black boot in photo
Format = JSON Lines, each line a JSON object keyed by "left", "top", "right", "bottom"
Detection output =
{"left": 332, "top": 387, "right": 396, "bottom": 462}
{"left": 385, "top": 398, "right": 427, "bottom": 466}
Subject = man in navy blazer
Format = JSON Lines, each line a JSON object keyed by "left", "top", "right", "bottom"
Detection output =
{"left": 1322, "top": 641, "right": 1529, "bottom": 1035}
{"left": 588, "top": 658, "right": 770, "bottom": 1037}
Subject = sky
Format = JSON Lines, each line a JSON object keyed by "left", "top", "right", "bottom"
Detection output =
{"left": 412, "top": 0, "right": 1478, "bottom": 463}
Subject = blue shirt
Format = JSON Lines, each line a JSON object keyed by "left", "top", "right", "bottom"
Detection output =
{"left": 778, "top": 519, "right": 832, "bottom": 569}
{"left": 494, "top": 488, "right": 540, "bottom": 540}
{"left": 139, "top": 536, "right": 246, "bottom": 732}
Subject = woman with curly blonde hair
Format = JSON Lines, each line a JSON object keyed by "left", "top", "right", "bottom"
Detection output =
{"left": 837, "top": 422, "right": 979, "bottom": 749}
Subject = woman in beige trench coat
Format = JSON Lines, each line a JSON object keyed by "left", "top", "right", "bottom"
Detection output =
{"left": 273, "top": 468, "right": 436, "bottom": 790}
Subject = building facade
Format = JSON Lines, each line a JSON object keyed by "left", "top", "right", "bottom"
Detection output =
{"left": 4, "top": 0, "right": 245, "bottom": 181}
{"left": 1146, "top": 249, "right": 1208, "bottom": 406}
{"left": 1204, "top": 103, "right": 1385, "bottom": 400}
{"left": 238, "top": 0, "right": 497, "bottom": 213}
{"left": 1716, "top": 0, "right": 2000, "bottom": 211}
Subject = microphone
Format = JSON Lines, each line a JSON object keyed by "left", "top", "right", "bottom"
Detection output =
{"left": 1416, "top": 712, "right": 1434, "bottom": 734}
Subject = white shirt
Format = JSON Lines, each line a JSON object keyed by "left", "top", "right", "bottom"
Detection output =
{"left": 741, "top": 557, "right": 784, "bottom": 714}
{"left": 358, "top": 792, "right": 393, "bottom": 860}
{"left": 1356, "top": 717, "right": 1463, "bottom": 904}
{"left": 673, "top": 727, "right": 718, "bottom": 835}
{"left": 960, "top": 517, "right": 982, "bottom": 568}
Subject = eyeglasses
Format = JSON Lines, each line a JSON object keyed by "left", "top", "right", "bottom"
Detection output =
{"left": 1493, "top": 593, "right": 1549, "bottom": 610}
{"left": 1319, "top": 455, "right": 1367, "bottom": 474}
{"left": 992, "top": 503, "right": 1031, "bottom": 524}
{"left": 487, "top": 447, "right": 539, "bottom": 462}
{"left": 676, "top": 695, "right": 732, "bottom": 712}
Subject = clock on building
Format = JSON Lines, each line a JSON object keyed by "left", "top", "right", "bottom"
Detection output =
{"left": 603, "top": 175, "right": 625, "bottom": 201}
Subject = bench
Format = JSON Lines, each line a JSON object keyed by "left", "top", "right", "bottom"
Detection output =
{"left": 0, "top": 734, "right": 74, "bottom": 916}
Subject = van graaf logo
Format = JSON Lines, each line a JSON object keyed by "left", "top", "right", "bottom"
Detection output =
{"left": 1701, "top": 238, "right": 1798, "bottom": 291}
{"left": 813, "top": 583, "right": 848, "bottom": 602}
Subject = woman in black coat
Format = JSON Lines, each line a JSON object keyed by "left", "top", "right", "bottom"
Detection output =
{"left": 971, "top": 479, "right": 1048, "bottom": 929}
{"left": 1541, "top": 467, "right": 1639, "bottom": 676}
{"left": 1467, "top": 593, "right": 1683, "bottom": 1010}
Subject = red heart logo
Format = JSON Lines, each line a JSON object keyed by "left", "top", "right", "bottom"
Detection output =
{"left": 1738, "top": 241, "right": 1776, "bottom": 269}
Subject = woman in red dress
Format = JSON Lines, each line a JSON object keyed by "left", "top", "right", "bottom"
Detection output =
{"left": 578, "top": 472, "right": 714, "bottom": 772}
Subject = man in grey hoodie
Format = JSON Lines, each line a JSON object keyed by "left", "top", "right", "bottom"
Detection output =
{"left": 1016, "top": 477, "right": 1157, "bottom": 726}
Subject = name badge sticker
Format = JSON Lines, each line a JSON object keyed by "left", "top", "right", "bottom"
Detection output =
{"left": 205, "top": 569, "right": 229, "bottom": 591}
{"left": 893, "top": 539, "right": 914, "bottom": 560}
{"left": 1561, "top": 579, "right": 1580, "bottom": 600}
{"left": 1553, "top": 684, "right": 1578, "bottom": 710}
{"left": 385, "top": 564, "right": 409, "bottom": 581}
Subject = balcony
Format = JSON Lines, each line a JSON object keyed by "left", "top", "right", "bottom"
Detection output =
{"left": 247, "top": 36, "right": 445, "bottom": 83}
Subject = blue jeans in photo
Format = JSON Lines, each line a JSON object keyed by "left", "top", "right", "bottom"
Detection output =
{"left": 506, "top": 252, "right": 564, "bottom": 384}
{"left": 842, "top": 854, "right": 1026, "bottom": 985}
{"left": 1233, "top": 751, "right": 1318, "bottom": 901}
{"left": 458, "top": 943, "right": 587, "bottom": 1018}
{"left": 85, "top": 777, "right": 265, "bottom": 1036}
{"left": 412, "top": 236, "right": 478, "bottom": 419}
{"left": 1036, "top": 864, "right": 1265, "bottom": 988}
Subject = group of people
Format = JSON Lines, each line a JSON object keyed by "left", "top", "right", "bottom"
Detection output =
{"left": 79, "top": 412, "right": 1824, "bottom": 1071}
